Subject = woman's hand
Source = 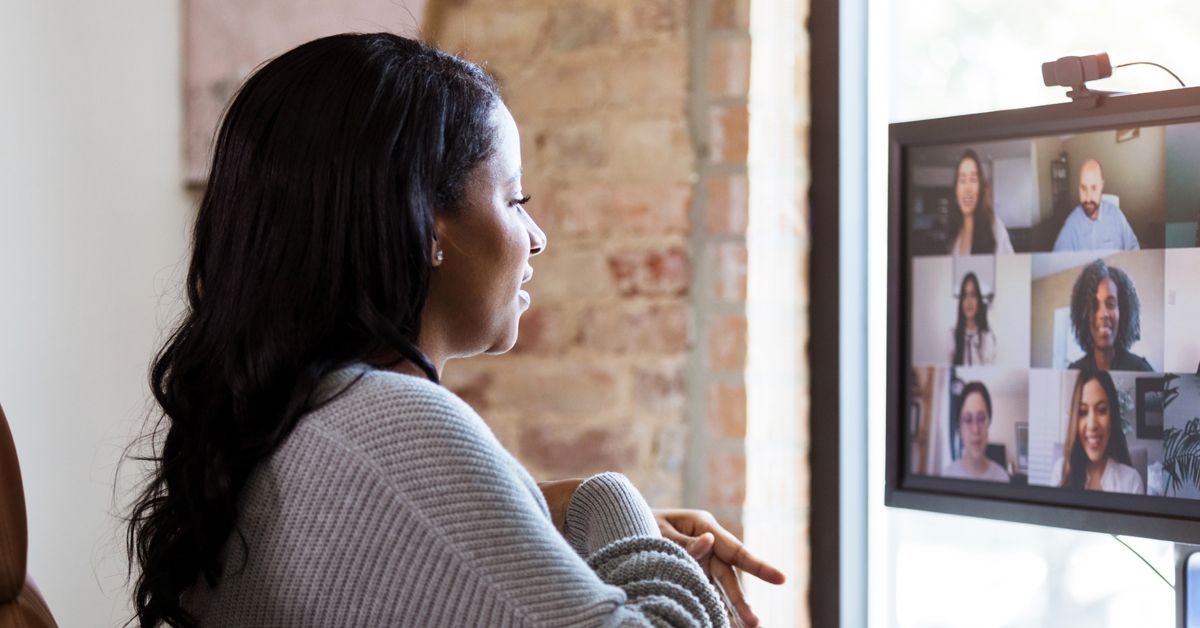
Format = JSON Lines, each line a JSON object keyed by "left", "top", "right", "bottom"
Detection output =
{"left": 538, "top": 479, "right": 584, "bottom": 533}
{"left": 654, "top": 508, "right": 786, "bottom": 628}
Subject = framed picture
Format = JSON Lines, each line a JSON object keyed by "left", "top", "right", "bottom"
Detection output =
{"left": 1115, "top": 127, "right": 1140, "bottom": 143}
{"left": 1136, "top": 377, "right": 1165, "bottom": 440}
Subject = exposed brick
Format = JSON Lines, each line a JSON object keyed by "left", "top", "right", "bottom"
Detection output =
{"left": 496, "top": 55, "right": 606, "bottom": 115}
{"left": 705, "top": 173, "right": 749, "bottom": 235}
{"left": 710, "top": 0, "right": 750, "bottom": 31}
{"left": 627, "top": 0, "right": 689, "bottom": 36}
{"left": 519, "top": 422, "right": 638, "bottom": 475}
{"left": 707, "top": 380, "right": 747, "bottom": 439}
{"left": 441, "top": 364, "right": 495, "bottom": 413}
{"left": 530, "top": 244, "right": 614, "bottom": 301}
{"left": 550, "top": 2, "right": 617, "bottom": 51}
{"left": 605, "top": 44, "right": 688, "bottom": 111}
{"left": 651, "top": 420, "right": 689, "bottom": 475}
{"left": 707, "top": 450, "right": 746, "bottom": 508}
{"left": 607, "top": 245, "right": 691, "bottom": 297}
{"left": 708, "top": 103, "right": 749, "bottom": 165}
{"left": 579, "top": 302, "right": 690, "bottom": 355}
{"left": 707, "top": 36, "right": 751, "bottom": 98}
{"left": 636, "top": 470, "right": 685, "bottom": 509}
{"left": 707, "top": 313, "right": 747, "bottom": 371}
{"left": 536, "top": 182, "right": 691, "bottom": 236}
{"left": 491, "top": 361, "right": 620, "bottom": 419}
{"left": 609, "top": 116, "right": 693, "bottom": 183}
{"left": 438, "top": 7, "right": 551, "bottom": 59}
{"left": 513, "top": 305, "right": 576, "bottom": 355}
{"left": 632, "top": 360, "right": 687, "bottom": 416}
{"left": 712, "top": 242, "right": 747, "bottom": 302}
{"left": 532, "top": 119, "right": 610, "bottom": 173}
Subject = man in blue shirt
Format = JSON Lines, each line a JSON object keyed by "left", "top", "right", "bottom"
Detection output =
{"left": 1052, "top": 159, "right": 1140, "bottom": 251}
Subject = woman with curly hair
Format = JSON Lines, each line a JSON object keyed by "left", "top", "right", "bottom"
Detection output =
{"left": 1067, "top": 259, "right": 1153, "bottom": 372}
{"left": 1053, "top": 369, "right": 1143, "bottom": 493}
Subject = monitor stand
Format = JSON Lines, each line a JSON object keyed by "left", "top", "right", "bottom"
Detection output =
{"left": 1177, "top": 544, "right": 1199, "bottom": 628}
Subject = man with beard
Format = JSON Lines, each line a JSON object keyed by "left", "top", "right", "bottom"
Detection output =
{"left": 1053, "top": 159, "right": 1140, "bottom": 252}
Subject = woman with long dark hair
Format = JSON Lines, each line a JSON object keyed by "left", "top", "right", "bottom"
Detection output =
{"left": 126, "top": 34, "right": 781, "bottom": 627}
{"left": 950, "top": 272, "right": 995, "bottom": 366}
{"left": 1054, "top": 369, "right": 1143, "bottom": 493}
{"left": 947, "top": 149, "right": 1014, "bottom": 256}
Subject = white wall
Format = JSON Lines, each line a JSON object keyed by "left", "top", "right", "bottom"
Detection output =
{"left": 1165, "top": 248, "right": 1200, "bottom": 373}
{"left": 0, "top": 2, "right": 192, "bottom": 625}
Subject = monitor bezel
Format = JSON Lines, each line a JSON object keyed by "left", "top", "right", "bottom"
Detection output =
{"left": 886, "top": 86, "right": 1200, "bottom": 544}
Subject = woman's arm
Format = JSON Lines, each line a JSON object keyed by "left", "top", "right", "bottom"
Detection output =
{"left": 350, "top": 374, "right": 730, "bottom": 627}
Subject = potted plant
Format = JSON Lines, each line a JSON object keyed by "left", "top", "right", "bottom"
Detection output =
{"left": 1160, "top": 374, "right": 1200, "bottom": 496}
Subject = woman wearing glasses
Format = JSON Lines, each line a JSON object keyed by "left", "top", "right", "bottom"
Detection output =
{"left": 942, "top": 381, "right": 1010, "bottom": 482}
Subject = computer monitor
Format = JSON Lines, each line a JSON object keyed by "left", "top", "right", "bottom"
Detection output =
{"left": 886, "top": 86, "right": 1200, "bottom": 544}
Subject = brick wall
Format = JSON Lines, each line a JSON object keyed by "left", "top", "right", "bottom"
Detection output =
{"left": 429, "top": 0, "right": 698, "bottom": 510}
{"left": 427, "top": 2, "right": 809, "bottom": 624}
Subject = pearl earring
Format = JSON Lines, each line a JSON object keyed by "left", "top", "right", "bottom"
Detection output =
{"left": 434, "top": 249, "right": 444, "bottom": 265}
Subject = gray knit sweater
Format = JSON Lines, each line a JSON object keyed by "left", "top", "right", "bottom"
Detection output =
{"left": 186, "top": 364, "right": 727, "bottom": 627}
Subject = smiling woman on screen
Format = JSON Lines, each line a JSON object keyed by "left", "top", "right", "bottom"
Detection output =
{"left": 946, "top": 149, "right": 1014, "bottom": 256}
{"left": 1067, "top": 259, "right": 1152, "bottom": 372}
{"left": 1054, "top": 369, "right": 1144, "bottom": 494}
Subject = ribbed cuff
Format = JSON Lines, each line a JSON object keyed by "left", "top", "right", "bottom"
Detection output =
{"left": 563, "top": 472, "right": 660, "bottom": 558}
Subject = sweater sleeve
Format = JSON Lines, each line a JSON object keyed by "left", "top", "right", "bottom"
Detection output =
{"left": 305, "top": 373, "right": 728, "bottom": 628}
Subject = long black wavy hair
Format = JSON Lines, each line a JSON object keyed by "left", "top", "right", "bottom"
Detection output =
{"left": 125, "top": 33, "right": 501, "bottom": 627}
{"left": 946, "top": 149, "right": 997, "bottom": 254}
{"left": 1069, "top": 259, "right": 1140, "bottom": 355}
{"left": 1059, "top": 368, "right": 1133, "bottom": 490}
{"left": 952, "top": 272, "right": 990, "bottom": 366}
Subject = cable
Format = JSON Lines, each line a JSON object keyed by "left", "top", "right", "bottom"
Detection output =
{"left": 1111, "top": 534, "right": 1174, "bottom": 590}
{"left": 1115, "top": 61, "right": 1187, "bottom": 88}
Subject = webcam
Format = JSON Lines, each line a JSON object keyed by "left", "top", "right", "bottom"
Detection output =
{"left": 1041, "top": 52, "right": 1123, "bottom": 107}
{"left": 1042, "top": 53, "right": 1113, "bottom": 89}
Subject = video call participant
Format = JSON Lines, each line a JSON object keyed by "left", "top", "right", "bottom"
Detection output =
{"left": 947, "top": 150, "right": 1014, "bottom": 256}
{"left": 1054, "top": 369, "right": 1144, "bottom": 493}
{"left": 1068, "top": 259, "right": 1153, "bottom": 372}
{"left": 1052, "top": 159, "right": 1140, "bottom": 252}
{"left": 951, "top": 272, "right": 995, "bottom": 366}
{"left": 942, "top": 381, "right": 1010, "bottom": 482}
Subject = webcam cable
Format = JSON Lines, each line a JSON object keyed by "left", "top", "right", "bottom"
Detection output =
{"left": 1114, "top": 61, "right": 1187, "bottom": 88}
{"left": 1111, "top": 534, "right": 1174, "bottom": 590}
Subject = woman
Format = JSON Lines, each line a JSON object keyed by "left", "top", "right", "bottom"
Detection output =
{"left": 947, "top": 149, "right": 1014, "bottom": 256}
{"left": 941, "top": 381, "right": 1009, "bottom": 482}
{"left": 1054, "top": 369, "right": 1143, "bottom": 493}
{"left": 950, "top": 272, "right": 995, "bottom": 366}
{"left": 1067, "top": 259, "right": 1153, "bottom": 372}
{"left": 126, "top": 34, "right": 782, "bottom": 627}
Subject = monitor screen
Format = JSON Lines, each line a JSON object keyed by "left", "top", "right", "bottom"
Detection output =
{"left": 888, "top": 88, "right": 1200, "bottom": 542}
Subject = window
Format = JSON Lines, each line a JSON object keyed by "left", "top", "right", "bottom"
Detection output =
{"left": 870, "top": 1, "right": 1189, "bottom": 625}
